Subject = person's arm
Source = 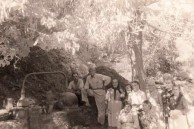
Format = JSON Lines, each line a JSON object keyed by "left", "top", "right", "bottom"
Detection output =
{"left": 182, "top": 96, "right": 189, "bottom": 114}
{"left": 160, "top": 92, "right": 164, "bottom": 111}
{"left": 105, "top": 89, "right": 110, "bottom": 116}
{"left": 84, "top": 76, "right": 94, "bottom": 96}
{"left": 158, "top": 92, "right": 163, "bottom": 109}
{"left": 66, "top": 82, "right": 73, "bottom": 92}
{"left": 84, "top": 76, "right": 90, "bottom": 90}
{"left": 120, "top": 89, "right": 126, "bottom": 99}
{"left": 139, "top": 91, "right": 146, "bottom": 107}
{"left": 79, "top": 79, "right": 84, "bottom": 90}
{"left": 105, "top": 89, "right": 110, "bottom": 102}
{"left": 101, "top": 74, "right": 111, "bottom": 87}
{"left": 133, "top": 114, "right": 140, "bottom": 129}
{"left": 142, "top": 91, "right": 146, "bottom": 101}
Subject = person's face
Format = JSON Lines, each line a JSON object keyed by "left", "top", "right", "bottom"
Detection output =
{"left": 73, "top": 73, "right": 79, "bottom": 81}
{"left": 143, "top": 103, "right": 151, "bottom": 112}
{"left": 148, "top": 84, "right": 155, "bottom": 91}
{"left": 132, "top": 82, "right": 139, "bottom": 92}
{"left": 112, "top": 79, "right": 118, "bottom": 88}
{"left": 173, "top": 86, "right": 180, "bottom": 96}
{"left": 124, "top": 105, "right": 132, "bottom": 112}
{"left": 89, "top": 68, "right": 96, "bottom": 77}
{"left": 165, "top": 80, "right": 173, "bottom": 90}
{"left": 126, "top": 85, "right": 132, "bottom": 93}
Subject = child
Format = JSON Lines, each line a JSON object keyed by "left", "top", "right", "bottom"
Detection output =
{"left": 118, "top": 102, "right": 139, "bottom": 129}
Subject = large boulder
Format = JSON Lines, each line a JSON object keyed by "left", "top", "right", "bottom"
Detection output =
{"left": 60, "top": 92, "right": 78, "bottom": 107}
{"left": 86, "top": 66, "right": 130, "bottom": 89}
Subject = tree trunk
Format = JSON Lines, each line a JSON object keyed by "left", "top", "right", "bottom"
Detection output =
{"left": 130, "top": 10, "right": 146, "bottom": 92}
{"left": 132, "top": 44, "right": 146, "bottom": 91}
{"left": 128, "top": 48, "right": 135, "bottom": 81}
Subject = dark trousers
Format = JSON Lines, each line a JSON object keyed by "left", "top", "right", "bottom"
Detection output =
{"left": 75, "top": 93, "right": 85, "bottom": 107}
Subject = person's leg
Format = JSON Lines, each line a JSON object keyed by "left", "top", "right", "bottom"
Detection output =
{"left": 107, "top": 102, "right": 112, "bottom": 127}
{"left": 75, "top": 93, "right": 82, "bottom": 107}
{"left": 81, "top": 89, "right": 90, "bottom": 106}
{"left": 88, "top": 96, "right": 98, "bottom": 115}
{"left": 47, "top": 104, "right": 54, "bottom": 114}
{"left": 108, "top": 113, "right": 112, "bottom": 127}
{"left": 94, "top": 92, "right": 106, "bottom": 125}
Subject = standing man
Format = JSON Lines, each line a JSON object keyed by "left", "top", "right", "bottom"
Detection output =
{"left": 161, "top": 73, "right": 174, "bottom": 129}
{"left": 84, "top": 66, "right": 111, "bottom": 126}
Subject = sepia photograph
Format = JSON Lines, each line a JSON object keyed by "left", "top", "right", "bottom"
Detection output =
{"left": 0, "top": 0, "right": 194, "bottom": 129}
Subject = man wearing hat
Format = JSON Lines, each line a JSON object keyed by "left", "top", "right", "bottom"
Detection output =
{"left": 161, "top": 73, "right": 174, "bottom": 129}
{"left": 84, "top": 65, "right": 111, "bottom": 126}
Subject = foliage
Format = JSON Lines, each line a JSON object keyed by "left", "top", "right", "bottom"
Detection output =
{"left": 0, "top": 0, "right": 79, "bottom": 67}
{"left": 0, "top": 0, "right": 194, "bottom": 82}
{"left": 143, "top": 0, "right": 194, "bottom": 76}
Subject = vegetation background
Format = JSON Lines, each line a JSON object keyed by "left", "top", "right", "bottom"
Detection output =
{"left": 0, "top": 0, "right": 194, "bottom": 128}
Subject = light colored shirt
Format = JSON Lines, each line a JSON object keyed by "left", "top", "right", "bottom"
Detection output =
{"left": 68, "top": 79, "right": 84, "bottom": 91}
{"left": 118, "top": 109, "right": 139, "bottom": 129}
{"left": 84, "top": 74, "right": 111, "bottom": 90}
{"left": 131, "top": 90, "right": 146, "bottom": 106}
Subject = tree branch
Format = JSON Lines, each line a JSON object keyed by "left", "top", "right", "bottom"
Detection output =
{"left": 145, "top": 21, "right": 182, "bottom": 35}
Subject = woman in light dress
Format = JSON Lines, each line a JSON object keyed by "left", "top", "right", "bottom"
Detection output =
{"left": 105, "top": 79, "right": 125, "bottom": 128}
{"left": 169, "top": 84, "right": 190, "bottom": 129}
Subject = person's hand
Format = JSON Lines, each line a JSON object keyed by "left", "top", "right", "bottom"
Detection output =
{"left": 120, "top": 93, "right": 125, "bottom": 98}
{"left": 75, "top": 91, "right": 81, "bottom": 95}
{"left": 87, "top": 89, "right": 94, "bottom": 96}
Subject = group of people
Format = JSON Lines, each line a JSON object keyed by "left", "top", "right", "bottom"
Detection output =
{"left": 67, "top": 66, "right": 190, "bottom": 129}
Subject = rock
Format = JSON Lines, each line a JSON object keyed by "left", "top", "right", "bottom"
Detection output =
{"left": 17, "top": 97, "right": 36, "bottom": 107}
{"left": 54, "top": 101, "right": 64, "bottom": 111}
{"left": 15, "top": 108, "right": 28, "bottom": 120}
{"left": 0, "top": 109, "right": 9, "bottom": 121}
{"left": 60, "top": 92, "right": 78, "bottom": 107}
{"left": 92, "top": 66, "right": 129, "bottom": 88}
{"left": 5, "top": 98, "right": 14, "bottom": 111}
